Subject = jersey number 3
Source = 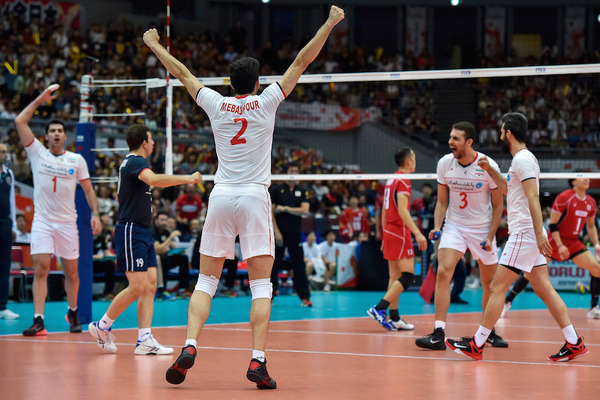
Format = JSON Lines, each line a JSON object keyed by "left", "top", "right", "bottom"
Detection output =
{"left": 231, "top": 118, "right": 247, "bottom": 145}
{"left": 459, "top": 192, "right": 468, "bottom": 209}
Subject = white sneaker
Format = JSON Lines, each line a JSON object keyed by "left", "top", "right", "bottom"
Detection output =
{"left": 587, "top": 305, "right": 600, "bottom": 319}
{"left": 88, "top": 322, "right": 117, "bottom": 353}
{"left": 134, "top": 335, "right": 174, "bottom": 355}
{"left": 500, "top": 302, "right": 512, "bottom": 318}
{"left": 388, "top": 318, "right": 415, "bottom": 331}
{"left": 0, "top": 308, "right": 19, "bottom": 319}
{"left": 323, "top": 283, "right": 331, "bottom": 292}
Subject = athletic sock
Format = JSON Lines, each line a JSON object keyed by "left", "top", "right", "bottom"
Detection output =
{"left": 590, "top": 277, "right": 600, "bottom": 308}
{"left": 474, "top": 326, "right": 492, "bottom": 347}
{"left": 562, "top": 324, "right": 578, "bottom": 345}
{"left": 98, "top": 314, "right": 114, "bottom": 330}
{"left": 138, "top": 328, "right": 151, "bottom": 341}
{"left": 252, "top": 350, "right": 266, "bottom": 362}
{"left": 389, "top": 309, "right": 400, "bottom": 322}
{"left": 68, "top": 306, "right": 77, "bottom": 312}
{"left": 34, "top": 314, "right": 44, "bottom": 320}
{"left": 375, "top": 299, "right": 390, "bottom": 310}
{"left": 185, "top": 339, "right": 197, "bottom": 348}
{"left": 434, "top": 320, "right": 446, "bottom": 330}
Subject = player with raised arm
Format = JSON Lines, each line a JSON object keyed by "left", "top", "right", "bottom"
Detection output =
{"left": 367, "top": 148, "right": 427, "bottom": 331}
{"left": 446, "top": 112, "right": 588, "bottom": 362}
{"left": 415, "top": 122, "right": 507, "bottom": 350}
{"left": 88, "top": 124, "right": 202, "bottom": 354}
{"left": 15, "top": 85, "right": 101, "bottom": 336}
{"left": 144, "top": 5, "right": 344, "bottom": 389}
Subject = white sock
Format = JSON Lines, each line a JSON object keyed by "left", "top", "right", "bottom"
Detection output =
{"left": 434, "top": 320, "right": 446, "bottom": 330}
{"left": 252, "top": 350, "right": 266, "bottom": 362}
{"left": 474, "top": 325, "right": 492, "bottom": 347}
{"left": 69, "top": 306, "right": 77, "bottom": 312}
{"left": 562, "top": 324, "right": 578, "bottom": 345}
{"left": 98, "top": 314, "right": 114, "bottom": 330}
{"left": 34, "top": 314, "right": 44, "bottom": 320}
{"left": 185, "top": 339, "right": 197, "bottom": 348}
{"left": 138, "top": 328, "right": 151, "bottom": 341}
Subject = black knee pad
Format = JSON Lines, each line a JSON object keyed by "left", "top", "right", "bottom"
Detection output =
{"left": 398, "top": 272, "right": 415, "bottom": 290}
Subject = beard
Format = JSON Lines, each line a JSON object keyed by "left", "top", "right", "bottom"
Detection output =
{"left": 501, "top": 136, "right": 510, "bottom": 153}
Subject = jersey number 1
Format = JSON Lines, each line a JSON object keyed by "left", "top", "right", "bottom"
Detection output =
{"left": 52, "top": 176, "right": 57, "bottom": 193}
{"left": 231, "top": 118, "right": 247, "bottom": 145}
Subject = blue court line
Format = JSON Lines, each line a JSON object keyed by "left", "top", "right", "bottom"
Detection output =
{"left": 0, "top": 288, "right": 593, "bottom": 335}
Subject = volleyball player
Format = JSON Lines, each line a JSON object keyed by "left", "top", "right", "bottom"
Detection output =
{"left": 144, "top": 5, "right": 345, "bottom": 389}
{"left": 502, "top": 177, "right": 600, "bottom": 319}
{"left": 88, "top": 124, "right": 201, "bottom": 354}
{"left": 446, "top": 112, "right": 588, "bottom": 362}
{"left": 15, "top": 85, "right": 101, "bottom": 336}
{"left": 415, "top": 122, "right": 507, "bottom": 350}
{"left": 367, "top": 148, "right": 427, "bottom": 331}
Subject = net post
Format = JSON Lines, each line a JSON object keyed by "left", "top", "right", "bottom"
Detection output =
{"left": 75, "top": 122, "right": 96, "bottom": 324}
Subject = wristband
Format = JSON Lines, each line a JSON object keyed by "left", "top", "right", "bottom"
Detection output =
{"left": 549, "top": 223, "right": 558, "bottom": 233}
{"left": 92, "top": 213, "right": 100, "bottom": 217}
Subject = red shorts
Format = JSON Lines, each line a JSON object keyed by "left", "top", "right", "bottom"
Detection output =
{"left": 383, "top": 226, "right": 414, "bottom": 261}
{"left": 548, "top": 235, "right": 587, "bottom": 261}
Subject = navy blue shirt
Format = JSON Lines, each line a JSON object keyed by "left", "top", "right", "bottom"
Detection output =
{"left": 117, "top": 154, "right": 152, "bottom": 227}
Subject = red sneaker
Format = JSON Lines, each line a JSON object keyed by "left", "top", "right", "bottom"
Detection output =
{"left": 446, "top": 336, "right": 485, "bottom": 360}
{"left": 547, "top": 337, "right": 589, "bottom": 362}
{"left": 165, "top": 345, "right": 197, "bottom": 385}
{"left": 246, "top": 358, "right": 277, "bottom": 389}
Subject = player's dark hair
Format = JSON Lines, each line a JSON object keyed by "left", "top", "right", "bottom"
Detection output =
{"left": 568, "top": 169, "right": 585, "bottom": 188}
{"left": 285, "top": 161, "right": 300, "bottom": 172}
{"left": 452, "top": 121, "right": 476, "bottom": 142}
{"left": 502, "top": 112, "right": 528, "bottom": 143}
{"left": 229, "top": 57, "right": 260, "bottom": 95}
{"left": 394, "top": 147, "right": 413, "bottom": 167}
{"left": 125, "top": 124, "right": 150, "bottom": 151}
{"left": 45, "top": 119, "right": 66, "bottom": 134}
{"left": 324, "top": 228, "right": 335, "bottom": 237}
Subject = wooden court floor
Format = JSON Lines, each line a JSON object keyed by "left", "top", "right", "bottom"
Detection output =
{"left": 1, "top": 306, "right": 599, "bottom": 400}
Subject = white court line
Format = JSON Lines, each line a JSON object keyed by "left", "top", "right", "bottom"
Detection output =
{"left": 0, "top": 336, "right": 598, "bottom": 369}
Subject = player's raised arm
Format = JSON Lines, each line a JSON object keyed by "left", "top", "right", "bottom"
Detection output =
{"left": 15, "top": 84, "right": 59, "bottom": 147}
{"left": 278, "top": 5, "right": 345, "bottom": 96}
{"left": 143, "top": 28, "right": 203, "bottom": 100}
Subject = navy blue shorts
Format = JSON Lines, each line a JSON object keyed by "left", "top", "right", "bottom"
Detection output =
{"left": 113, "top": 222, "right": 157, "bottom": 272}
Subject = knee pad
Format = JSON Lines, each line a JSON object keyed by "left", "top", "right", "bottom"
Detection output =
{"left": 194, "top": 273, "right": 219, "bottom": 298}
{"left": 398, "top": 272, "right": 415, "bottom": 290}
{"left": 250, "top": 278, "right": 273, "bottom": 300}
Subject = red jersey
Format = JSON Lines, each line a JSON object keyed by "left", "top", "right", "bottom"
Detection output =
{"left": 551, "top": 189, "right": 596, "bottom": 240}
{"left": 339, "top": 207, "right": 370, "bottom": 242}
{"left": 175, "top": 194, "right": 204, "bottom": 221}
{"left": 384, "top": 171, "right": 411, "bottom": 228}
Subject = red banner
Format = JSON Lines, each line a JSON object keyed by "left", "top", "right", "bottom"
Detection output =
{"left": 1, "top": 0, "right": 81, "bottom": 29}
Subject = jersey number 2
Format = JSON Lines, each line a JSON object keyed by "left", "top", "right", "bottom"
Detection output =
{"left": 231, "top": 118, "right": 247, "bottom": 145}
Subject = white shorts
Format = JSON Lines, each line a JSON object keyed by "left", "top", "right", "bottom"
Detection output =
{"left": 30, "top": 217, "right": 79, "bottom": 259}
{"left": 200, "top": 183, "right": 274, "bottom": 260}
{"left": 439, "top": 223, "right": 498, "bottom": 265}
{"left": 499, "top": 229, "right": 547, "bottom": 273}
{"left": 310, "top": 258, "right": 326, "bottom": 277}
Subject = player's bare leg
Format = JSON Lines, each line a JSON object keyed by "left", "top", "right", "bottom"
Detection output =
{"left": 186, "top": 255, "right": 224, "bottom": 340}
{"left": 32, "top": 254, "right": 52, "bottom": 315}
{"left": 61, "top": 258, "right": 79, "bottom": 309}
{"left": 247, "top": 255, "right": 274, "bottom": 352}
{"left": 433, "top": 248, "right": 463, "bottom": 322}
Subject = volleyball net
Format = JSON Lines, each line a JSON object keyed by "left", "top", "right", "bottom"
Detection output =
{"left": 81, "top": 62, "right": 600, "bottom": 189}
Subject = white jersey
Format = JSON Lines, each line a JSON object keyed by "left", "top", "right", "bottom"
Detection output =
{"left": 436, "top": 152, "right": 499, "bottom": 229}
{"left": 506, "top": 148, "right": 539, "bottom": 234}
{"left": 319, "top": 241, "right": 337, "bottom": 262}
{"left": 303, "top": 241, "right": 322, "bottom": 261}
{"left": 196, "top": 82, "right": 286, "bottom": 185}
{"left": 25, "top": 138, "right": 90, "bottom": 223}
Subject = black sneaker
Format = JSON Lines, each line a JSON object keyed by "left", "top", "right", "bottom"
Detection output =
{"left": 486, "top": 329, "right": 508, "bottom": 348}
{"left": 66, "top": 309, "right": 82, "bottom": 333}
{"left": 23, "top": 316, "right": 47, "bottom": 336}
{"left": 415, "top": 327, "right": 446, "bottom": 350}
{"left": 246, "top": 358, "right": 277, "bottom": 389}
{"left": 165, "top": 345, "right": 197, "bottom": 385}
